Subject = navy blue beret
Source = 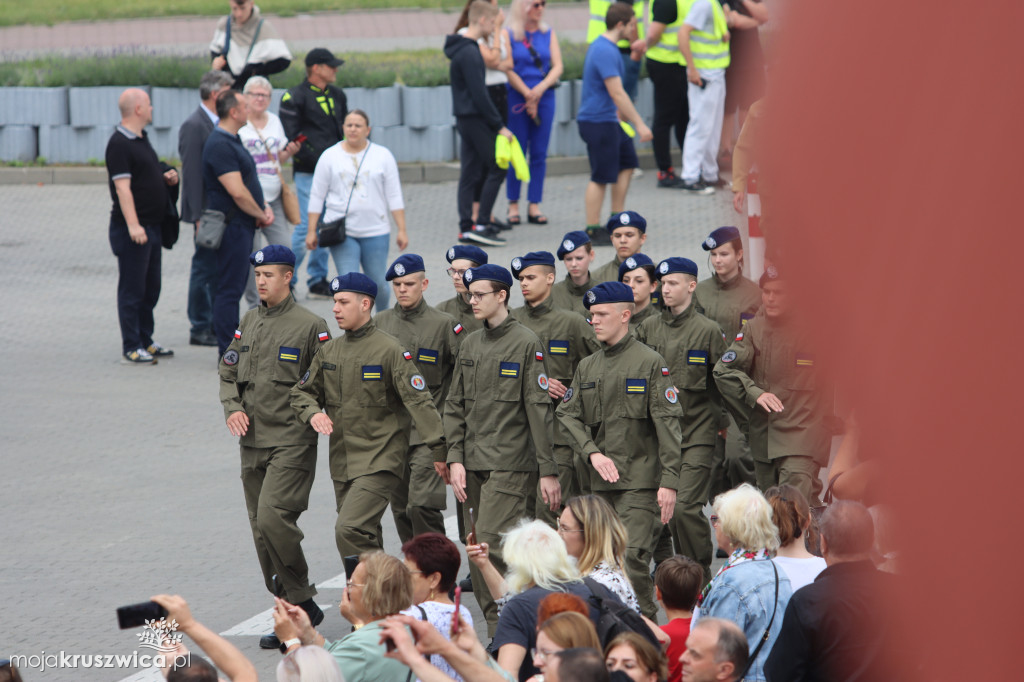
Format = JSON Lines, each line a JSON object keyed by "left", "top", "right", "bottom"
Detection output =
{"left": 583, "top": 281, "right": 635, "bottom": 309}
{"left": 557, "top": 231, "right": 591, "bottom": 259}
{"left": 463, "top": 264, "right": 513, "bottom": 289}
{"left": 759, "top": 264, "right": 781, "bottom": 287}
{"left": 250, "top": 244, "right": 295, "bottom": 267}
{"left": 385, "top": 254, "right": 425, "bottom": 281}
{"left": 702, "top": 226, "right": 742, "bottom": 251}
{"left": 511, "top": 251, "right": 556, "bottom": 279}
{"left": 330, "top": 272, "right": 378, "bottom": 299}
{"left": 656, "top": 257, "right": 699, "bottom": 279}
{"left": 618, "top": 253, "right": 655, "bottom": 281}
{"left": 446, "top": 245, "right": 488, "bottom": 265}
{"left": 606, "top": 210, "right": 647, "bottom": 234}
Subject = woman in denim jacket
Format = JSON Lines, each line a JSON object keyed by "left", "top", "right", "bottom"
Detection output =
{"left": 696, "top": 484, "right": 793, "bottom": 681}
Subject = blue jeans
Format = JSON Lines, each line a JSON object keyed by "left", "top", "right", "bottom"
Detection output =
{"left": 328, "top": 233, "right": 391, "bottom": 311}
{"left": 621, "top": 52, "right": 641, "bottom": 101}
{"left": 187, "top": 238, "right": 218, "bottom": 336}
{"left": 214, "top": 220, "right": 255, "bottom": 354}
{"left": 291, "top": 171, "right": 330, "bottom": 288}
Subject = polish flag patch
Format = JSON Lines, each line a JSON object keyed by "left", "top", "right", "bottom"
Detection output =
{"left": 233, "top": 329, "right": 242, "bottom": 339}
{"left": 535, "top": 351, "right": 544, "bottom": 361}
{"left": 662, "top": 367, "right": 670, "bottom": 376}
{"left": 403, "top": 351, "right": 413, "bottom": 360}
{"left": 735, "top": 331, "right": 745, "bottom": 341}
{"left": 318, "top": 331, "right": 329, "bottom": 342}
{"left": 454, "top": 323, "right": 464, "bottom": 335}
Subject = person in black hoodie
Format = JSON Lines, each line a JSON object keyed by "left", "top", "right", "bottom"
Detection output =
{"left": 445, "top": 0, "right": 514, "bottom": 248}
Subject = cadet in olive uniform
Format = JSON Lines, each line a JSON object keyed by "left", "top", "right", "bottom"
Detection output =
{"left": 557, "top": 281, "right": 683, "bottom": 618}
{"left": 444, "top": 264, "right": 561, "bottom": 634}
{"left": 550, "top": 231, "right": 597, "bottom": 318}
{"left": 695, "top": 226, "right": 761, "bottom": 498}
{"left": 290, "top": 273, "right": 447, "bottom": 560}
{"left": 635, "top": 257, "right": 727, "bottom": 580}
{"left": 619, "top": 253, "right": 660, "bottom": 331}
{"left": 591, "top": 211, "right": 648, "bottom": 284}
{"left": 713, "top": 267, "right": 833, "bottom": 506}
{"left": 437, "top": 244, "right": 488, "bottom": 335}
{"left": 510, "top": 251, "right": 601, "bottom": 520}
{"left": 219, "top": 245, "right": 330, "bottom": 649}
{"left": 375, "top": 254, "right": 463, "bottom": 541}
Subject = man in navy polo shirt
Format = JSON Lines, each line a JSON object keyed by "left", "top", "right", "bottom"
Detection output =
{"left": 203, "top": 89, "right": 274, "bottom": 355}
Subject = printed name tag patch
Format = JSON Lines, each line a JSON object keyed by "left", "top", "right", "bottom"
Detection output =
{"left": 500, "top": 361, "right": 520, "bottom": 378}
{"left": 279, "top": 346, "right": 300, "bottom": 363}
{"left": 625, "top": 378, "right": 647, "bottom": 394}
{"left": 418, "top": 348, "right": 439, "bottom": 365}
{"left": 687, "top": 350, "right": 709, "bottom": 365}
{"left": 362, "top": 365, "right": 383, "bottom": 380}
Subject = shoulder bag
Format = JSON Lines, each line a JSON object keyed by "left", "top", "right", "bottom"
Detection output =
{"left": 252, "top": 123, "right": 300, "bottom": 225}
{"left": 318, "top": 142, "right": 371, "bottom": 248}
{"left": 738, "top": 560, "right": 780, "bottom": 680}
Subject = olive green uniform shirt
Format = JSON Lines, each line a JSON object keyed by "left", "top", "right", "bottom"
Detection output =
{"left": 289, "top": 320, "right": 446, "bottom": 480}
{"left": 219, "top": 294, "right": 331, "bottom": 447}
{"left": 635, "top": 304, "right": 727, "bottom": 446}
{"left": 694, "top": 273, "right": 761, "bottom": 344}
{"left": 438, "top": 294, "right": 484, "bottom": 334}
{"left": 444, "top": 314, "right": 557, "bottom": 476}
{"left": 713, "top": 314, "right": 833, "bottom": 464}
{"left": 375, "top": 298, "right": 463, "bottom": 445}
{"left": 628, "top": 303, "right": 658, "bottom": 333}
{"left": 550, "top": 273, "right": 594, "bottom": 318}
{"left": 557, "top": 334, "right": 683, "bottom": 491}
{"left": 591, "top": 256, "right": 624, "bottom": 285}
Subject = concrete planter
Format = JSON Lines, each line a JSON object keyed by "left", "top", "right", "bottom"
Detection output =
{"left": 0, "top": 126, "right": 39, "bottom": 162}
{"left": 0, "top": 87, "right": 68, "bottom": 126}
{"left": 69, "top": 86, "right": 149, "bottom": 127}
{"left": 346, "top": 85, "right": 403, "bottom": 128}
{"left": 38, "top": 125, "right": 116, "bottom": 163}
{"left": 146, "top": 127, "right": 178, "bottom": 160}
{"left": 152, "top": 87, "right": 195, "bottom": 129}
{"left": 553, "top": 81, "right": 574, "bottom": 123}
{"left": 552, "top": 120, "right": 586, "bottom": 158}
{"left": 374, "top": 124, "right": 454, "bottom": 163}
{"left": 401, "top": 86, "right": 453, "bottom": 129}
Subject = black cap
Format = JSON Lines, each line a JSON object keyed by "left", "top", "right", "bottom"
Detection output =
{"left": 305, "top": 48, "right": 344, "bottom": 68}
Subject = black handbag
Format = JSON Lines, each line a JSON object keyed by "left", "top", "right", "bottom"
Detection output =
{"left": 318, "top": 143, "right": 371, "bottom": 248}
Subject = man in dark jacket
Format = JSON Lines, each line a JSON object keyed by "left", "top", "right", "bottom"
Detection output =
{"left": 180, "top": 70, "right": 233, "bottom": 347}
{"left": 279, "top": 47, "right": 347, "bottom": 299}
{"left": 444, "top": 0, "right": 514, "bottom": 249}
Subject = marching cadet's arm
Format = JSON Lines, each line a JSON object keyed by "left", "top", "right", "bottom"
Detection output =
{"left": 437, "top": 323, "right": 461, "bottom": 407}
{"left": 555, "top": 367, "right": 600, "bottom": 457}
{"left": 524, "top": 346, "right": 558, "bottom": 478}
{"left": 650, "top": 364, "right": 684, "bottom": 490}
{"left": 443, "top": 360, "right": 469, "bottom": 466}
{"left": 289, "top": 352, "right": 328, "bottom": 425}
{"left": 304, "top": 319, "right": 332, "bottom": 365}
{"left": 712, "top": 334, "right": 763, "bottom": 408}
{"left": 706, "top": 324, "right": 729, "bottom": 402}
{"left": 218, "top": 333, "right": 245, "bottom": 420}
{"left": 392, "top": 349, "right": 447, "bottom": 460}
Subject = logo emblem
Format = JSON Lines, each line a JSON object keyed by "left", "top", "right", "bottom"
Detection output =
{"left": 620, "top": 213, "right": 630, "bottom": 224}
{"left": 563, "top": 239, "right": 575, "bottom": 251}
{"left": 626, "top": 257, "right": 637, "bottom": 270}
{"left": 411, "top": 374, "right": 426, "bottom": 391}
{"left": 464, "top": 269, "right": 473, "bottom": 282}
{"left": 512, "top": 257, "right": 522, "bottom": 271}
{"left": 331, "top": 279, "right": 341, "bottom": 292}
{"left": 586, "top": 290, "right": 596, "bottom": 304}
{"left": 255, "top": 250, "right": 264, "bottom": 263}
{"left": 665, "top": 387, "right": 678, "bottom": 404}
{"left": 538, "top": 373, "right": 549, "bottom": 390}
{"left": 222, "top": 350, "right": 239, "bottom": 366}
{"left": 395, "top": 263, "right": 406, "bottom": 276}
{"left": 659, "top": 261, "right": 669, "bottom": 274}
{"left": 300, "top": 369, "right": 310, "bottom": 385}
{"left": 765, "top": 265, "right": 778, "bottom": 279}
{"left": 562, "top": 387, "right": 574, "bottom": 402}
{"left": 722, "top": 351, "right": 737, "bottom": 363}
{"left": 705, "top": 237, "right": 717, "bottom": 249}
{"left": 447, "top": 247, "right": 455, "bottom": 261}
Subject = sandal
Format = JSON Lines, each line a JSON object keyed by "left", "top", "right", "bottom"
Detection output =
{"left": 527, "top": 213, "right": 548, "bottom": 225}
{"left": 507, "top": 209, "right": 522, "bottom": 226}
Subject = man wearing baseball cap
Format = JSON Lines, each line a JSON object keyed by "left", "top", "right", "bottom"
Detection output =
{"left": 556, "top": 281, "right": 682, "bottom": 618}
{"left": 290, "top": 272, "right": 447, "bottom": 561}
{"left": 444, "top": 263, "right": 560, "bottom": 634}
{"left": 279, "top": 47, "right": 348, "bottom": 300}
{"left": 375, "top": 254, "right": 463, "bottom": 541}
{"left": 218, "top": 245, "right": 331, "bottom": 649}
{"left": 634, "top": 257, "right": 727, "bottom": 580}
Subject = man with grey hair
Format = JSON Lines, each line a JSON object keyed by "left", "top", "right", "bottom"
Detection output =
{"left": 680, "top": 617, "right": 748, "bottom": 682}
{"left": 764, "top": 500, "right": 896, "bottom": 681}
{"left": 180, "top": 70, "right": 234, "bottom": 347}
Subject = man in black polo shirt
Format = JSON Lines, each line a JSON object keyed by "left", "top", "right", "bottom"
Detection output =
{"left": 203, "top": 89, "right": 273, "bottom": 355}
{"left": 105, "top": 88, "right": 179, "bottom": 364}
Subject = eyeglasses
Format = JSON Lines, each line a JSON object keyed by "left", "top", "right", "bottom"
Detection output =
{"left": 446, "top": 267, "right": 468, "bottom": 278}
{"left": 346, "top": 581, "right": 365, "bottom": 589}
{"left": 531, "top": 1, "right": 547, "bottom": 8}
{"left": 532, "top": 648, "right": 557, "bottom": 662}
{"left": 249, "top": 92, "right": 271, "bottom": 99}
{"left": 709, "top": 515, "right": 720, "bottom": 526}
{"left": 557, "top": 523, "right": 584, "bottom": 534}
{"left": 467, "top": 290, "right": 501, "bottom": 302}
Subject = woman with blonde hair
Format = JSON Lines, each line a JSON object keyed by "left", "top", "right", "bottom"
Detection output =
{"left": 530, "top": 611, "right": 602, "bottom": 681}
{"left": 560, "top": 495, "right": 639, "bottom": 612}
{"left": 697, "top": 484, "right": 792, "bottom": 681}
{"left": 604, "top": 632, "right": 668, "bottom": 682}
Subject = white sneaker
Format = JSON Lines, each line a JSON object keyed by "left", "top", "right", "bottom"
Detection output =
{"left": 123, "top": 348, "right": 156, "bottom": 364}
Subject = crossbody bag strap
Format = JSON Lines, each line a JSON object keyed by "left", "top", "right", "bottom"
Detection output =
{"left": 251, "top": 123, "right": 285, "bottom": 182}
{"left": 341, "top": 143, "right": 371, "bottom": 217}
{"left": 739, "top": 560, "right": 780, "bottom": 679}
{"left": 245, "top": 19, "right": 264, "bottom": 64}
{"left": 224, "top": 16, "right": 232, "bottom": 57}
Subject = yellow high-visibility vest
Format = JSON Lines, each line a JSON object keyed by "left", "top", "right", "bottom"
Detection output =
{"left": 645, "top": 0, "right": 686, "bottom": 65}
{"left": 587, "top": 0, "right": 646, "bottom": 49}
{"left": 680, "top": 0, "right": 730, "bottom": 70}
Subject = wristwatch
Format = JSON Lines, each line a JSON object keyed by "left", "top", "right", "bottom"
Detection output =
{"left": 279, "top": 638, "right": 302, "bottom": 654}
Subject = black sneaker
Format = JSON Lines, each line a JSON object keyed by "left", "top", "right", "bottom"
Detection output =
{"left": 657, "top": 170, "right": 683, "bottom": 188}
{"left": 307, "top": 279, "right": 333, "bottom": 299}
{"left": 259, "top": 633, "right": 281, "bottom": 650}
{"left": 146, "top": 342, "right": 174, "bottom": 358}
{"left": 189, "top": 331, "right": 217, "bottom": 346}
{"left": 679, "top": 180, "right": 715, "bottom": 195}
{"left": 586, "top": 228, "right": 612, "bottom": 247}
{"left": 490, "top": 217, "right": 513, "bottom": 231}
{"left": 459, "top": 226, "right": 507, "bottom": 246}
{"left": 122, "top": 348, "right": 156, "bottom": 364}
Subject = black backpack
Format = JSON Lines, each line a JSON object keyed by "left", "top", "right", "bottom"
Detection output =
{"left": 582, "top": 577, "right": 661, "bottom": 650}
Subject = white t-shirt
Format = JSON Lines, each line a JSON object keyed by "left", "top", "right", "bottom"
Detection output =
{"left": 772, "top": 555, "right": 827, "bottom": 592}
{"left": 457, "top": 26, "right": 509, "bottom": 85}
{"left": 238, "top": 112, "right": 287, "bottom": 202}
{"left": 402, "top": 601, "right": 475, "bottom": 682}
{"left": 308, "top": 141, "right": 404, "bottom": 239}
